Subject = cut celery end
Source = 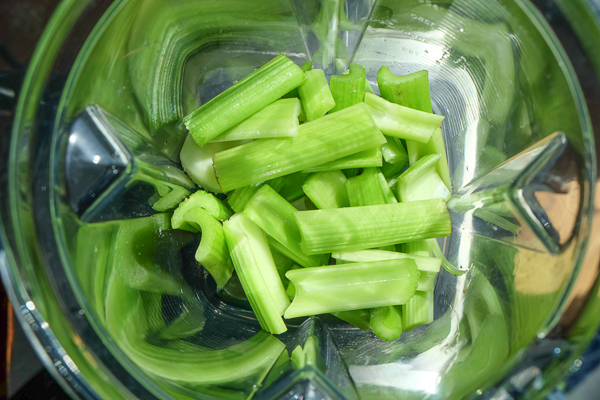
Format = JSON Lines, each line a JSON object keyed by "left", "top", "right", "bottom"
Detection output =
{"left": 295, "top": 199, "right": 451, "bottom": 255}
{"left": 407, "top": 128, "right": 452, "bottom": 191}
{"left": 331, "top": 250, "right": 441, "bottom": 273}
{"left": 290, "top": 345, "right": 305, "bottom": 369}
{"left": 213, "top": 103, "right": 386, "bottom": 191}
{"left": 402, "top": 291, "right": 434, "bottom": 331}
{"left": 283, "top": 61, "right": 313, "bottom": 99}
{"left": 364, "top": 93, "right": 443, "bottom": 143}
{"left": 301, "top": 146, "right": 383, "bottom": 173}
{"left": 377, "top": 67, "right": 433, "bottom": 113}
{"left": 184, "top": 54, "right": 306, "bottom": 146}
{"left": 381, "top": 136, "right": 409, "bottom": 167}
{"left": 370, "top": 306, "right": 403, "bottom": 341}
{"left": 299, "top": 69, "right": 336, "bottom": 121}
{"left": 211, "top": 98, "right": 301, "bottom": 142}
{"left": 396, "top": 153, "right": 451, "bottom": 202}
{"left": 243, "top": 185, "right": 321, "bottom": 268}
{"left": 330, "top": 63, "right": 366, "bottom": 113}
{"left": 285, "top": 259, "right": 419, "bottom": 318}
{"left": 377, "top": 170, "right": 398, "bottom": 204}
{"left": 223, "top": 214, "right": 289, "bottom": 334}
{"left": 278, "top": 172, "right": 308, "bottom": 202}
{"left": 346, "top": 168, "right": 387, "bottom": 207}
{"left": 332, "top": 309, "right": 371, "bottom": 331}
{"left": 180, "top": 135, "right": 241, "bottom": 193}
{"left": 172, "top": 190, "right": 232, "bottom": 231}
{"left": 152, "top": 185, "right": 189, "bottom": 212}
{"left": 183, "top": 208, "right": 233, "bottom": 289}
{"left": 417, "top": 271, "right": 437, "bottom": 292}
{"left": 227, "top": 185, "right": 262, "bottom": 213}
{"left": 302, "top": 170, "right": 349, "bottom": 209}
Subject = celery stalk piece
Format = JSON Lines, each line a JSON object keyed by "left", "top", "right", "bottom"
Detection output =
{"left": 227, "top": 185, "right": 261, "bottom": 213}
{"left": 407, "top": 128, "right": 452, "bottom": 191}
{"left": 172, "top": 190, "right": 233, "bottom": 231}
{"left": 377, "top": 67, "right": 433, "bottom": 113}
{"left": 301, "top": 146, "right": 382, "bottom": 173}
{"left": 302, "top": 170, "right": 350, "bottom": 209}
{"left": 282, "top": 61, "right": 313, "bottom": 99}
{"left": 370, "top": 306, "right": 403, "bottom": 341}
{"left": 346, "top": 168, "right": 387, "bottom": 207}
{"left": 402, "top": 291, "right": 434, "bottom": 331}
{"left": 243, "top": 185, "right": 322, "bottom": 268}
{"left": 298, "top": 69, "right": 336, "bottom": 121}
{"left": 180, "top": 135, "right": 241, "bottom": 193}
{"left": 377, "top": 171, "right": 398, "bottom": 204}
{"left": 364, "top": 93, "right": 444, "bottom": 143}
{"left": 223, "top": 214, "right": 290, "bottom": 334}
{"left": 396, "top": 153, "right": 451, "bottom": 202}
{"left": 332, "top": 309, "right": 371, "bottom": 331}
{"left": 184, "top": 54, "right": 306, "bottom": 146}
{"left": 267, "top": 237, "right": 329, "bottom": 270}
{"left": 284, "top": 259, "right": 419, "bottom": 318}
{"left": 277, "top": 172, "right": 308, "bottom": 202}
{"left": 331, "top": 250, "right": 441, "bottom": 273}
{"left": 183, "top": 208, "right": 234, "bottom": 289}
{"left": 286, "top": 279, "right": 296, "bottom": 299}
{"left": 402, "top": 240, "right": 432, "bottom": 257}
{"left": 330, "top": 63, "right": 366, "bottom": 113}
{"left": 290, "top": 345, "right": 305, "bottom": 369}
{"left": 381, "top": 136, "right": 409, "bottom": 168}
{"left": 295, "top": 199, "right": 451, "bottom": 254}
{"left": 211, "top": 98, "right": 301, "bottom": 142}
{"left": 213, "top": 103, "right": 386, "bottom": 191}
{"left": 152, "top": 186, "right": 189, "bottom": 212}
{"left": 417, "top": 271, "right": 437, "bottom": 292}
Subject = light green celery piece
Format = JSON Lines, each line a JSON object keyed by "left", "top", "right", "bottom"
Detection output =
{"left": 329, "top": 63, "right": 366, "bottom": 113}
{"left": 282, "top": 61, "right": 313, "bottom": 99}
{"left": 298, "top": 69, "right": 336, "bottom": 121}
{"left": 395, "top": 153, "right": 451, "bottom": 202}
{"left": 223, "top": 214, "right": 290, "bottom": 334}
{"left": 180, "top": 135, "right": 241, "bottom": 193}
{"left": 301, "top": 147, "right": 382, "bottom": 173}
{"left": 227, "top": 185, "right": 262, "bottom": 213}
{"left": 267, "top": 237, "right": 330, "bottom": 270}
{"left": 331, "top": 250, "right": 441, "bottom": 273}
{"left": 402, "top": 291, "right": 434, "bottom": 331}
{"left": 377, "top": 171, "right": 398, "bottom": 204}
{"left": 381, "top": 160, "right": 404, "bottom": 178}
{"left": 302, "top": 170, "right": 349, "bottom": 209}
{"left": 377, "top": 67, "right": 433, "bottom": 113}
{"left": 270, "top": 248, "right": 296, "bottom": 284}
{"left": 285, "top": 259, "right": 419, "bottom": 318}
{"left": 346, "top": 168, "right": 387, "bottom": 207}
{"left": 381, "top": 136, "right": 409, "bottom": 167}
{"left": 364, "top": 93, "right": 444, "bottom": 143}
{"left": 303, "top": 335, "right": 327, "bottom": 373}
{"left": 184, "top": 54, "right": 306, "bottom": 146}
{"left": 417, "top": 271, "right": 437, "bottom": 292}
{"left": 332, "top": 309, "right": 371, "bottom": 331}
{"left": 243, "top": 185, "right": 321, "bottom": 268}
{"left": 427, "top": 238, "right": 466, "bottom": 276}
{"left": 211, "top": 98, "right": 301, "bottom": 142}
{"left": 151, "top": 185, "right": 189, "bottom": 212}
{"left": 295, "top": 199, "right": 451, "bottom": 255}
{"left": 213, "top": 103, "right": 386, "bottom": 191}
{"left": 277, "top": 172, "right": 308, "bottom": 202}
{"left": 286, "top": 279, "right": 296, "bottom": 299}
{"left": 172, "top": 190, "right": 233, "bottom": 232}
{"left": 290, "top": 345, "right": 305, "bottom": 369}
{"left": 402, "top": 240, "right": 432, "bottom": 257}
{"left": 183, "top": 208, "right": 234, "bottom": 289}
{"left": 370, "top": 306, "right": 403, "bottom": 341}
{"left": 407, "top": 129, "right": 452, "bottom": 191}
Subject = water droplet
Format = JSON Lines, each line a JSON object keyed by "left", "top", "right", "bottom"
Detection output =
{"left": 476, "top": 389, "right": 482, "bottom": 395}
{"left": 459, "top": 28, "right": 464, "bottom": 33}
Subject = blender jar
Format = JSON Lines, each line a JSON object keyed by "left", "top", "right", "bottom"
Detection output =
{"left": 1, "top": 0, "right": 599, "bottom": 399}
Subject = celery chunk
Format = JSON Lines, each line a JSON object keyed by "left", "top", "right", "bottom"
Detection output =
{"left": 298, "top": 69, "right": 336, "bottom": 121}
{"left": 172, "top": 190, "right": 232, "bottom": 231}
{"left": 330, "top": 63, "right": 366, "bottom": 112}
{"left": 302, "top": 170, "right": 350, "bottom": 209}
{"left": 370, "top": 306, "right": 403, "bottom": 341}
{"left": 396, "top": 153, "right": 451, "bottom": 202}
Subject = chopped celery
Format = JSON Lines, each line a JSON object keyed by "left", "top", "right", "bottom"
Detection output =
{"left": 346, "top": 168, "right": 387, "bottom": 207}
{"left": 381, "top": 136, "right": 409, "bottom": 171}
{"left": 277, "top": 172, "right": 308, "bottom": 202}
{"left": 332, "top": 309, "right": 371, "bottom": 331}
{"left": 364, "top": 93, "right": 444, "bottom": 143}
{"left": 417, "top": 271, "right": 437, "bottom": 292}
{"left": 402, "top": 291, "right": 434, "bottom": 331}
{"left": 331, "top": 250, "right": 441, "bottom": 273}
{"left": 303, "top": 336, "right": 327, "bottom": 373}
{"left": 428, "top": 238, "right": 467, "bottom": 276}
{"left": 295, "top": 199, "right": 451, "bottom": 254}
{"left": 284, "top": 259, "right": 419, "bottom": 318}
{"left": 290, "top": 345, "right": 305, "bottom": 369}
{"left": 330, "top": 63, "right": 366, "bottom": 112}
{"left": 298, "top": 69, "right": 336, "bottom": 121}
{"left": 282, "top": 61, "right": 313, "bottom": 99}
{"left": 227, "top": 185, "right": 262, "bottom": 213}
{"left": 223, "top": 214, "right": 290, "bottom": 334}
{"left": 213, "top": 103, "right": 386, "bottom": 191}
{"left": 180, "top": 135, "right": 241, "bottom": 193}
{"left": 301, "top": 147, "right": 383, "bottom": 173}
{"left": 182, "top": 208, "right": 233, "bottom": 289}
{"left": 395, "top": 153, "right": 451, "bottom": 202}
{"left": 211, "top": 98, "right": 301, "bottom": 142}
{"left": 184, "top": 54, "right": 306, "bottom": 146}
{"left": 172, "top": 190, "right": 232, "bottom": 231}
{"left": 377, "top": 67, "right": 433, "bottom": 113}
{"left": 370, "top": 306, "right": 403, "bottom": 341}
{"left": 302, "top": 170, "right": 350, "bottom": 209}
{"left": 152, "top": 186, "right": 189, "bottom": 212}
{"left": 377, "top": 172, "right": 398, "bottom": 204}
{"left": 243, "top": 185, "right": 322, "bottom": 268}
